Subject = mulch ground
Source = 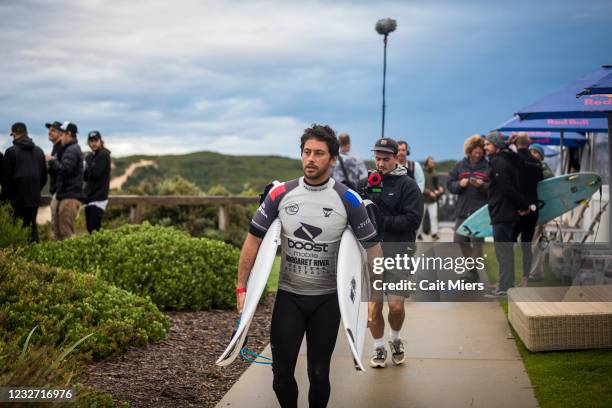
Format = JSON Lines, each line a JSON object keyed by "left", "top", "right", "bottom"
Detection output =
{"left": 80, "top": 295, "right": 275, "bottom": 408}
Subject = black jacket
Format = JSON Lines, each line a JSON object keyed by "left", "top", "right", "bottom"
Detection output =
{"left": 447, "top": 157, "right": 490, "bottom": 219}
{"left": 48, "top": 142, "right": 62, "bottom": 195}
{"left": 1, "top": 137, "right": 47, "bottom": 207}
{"left": 84, "top": 147, "right": 111, "bottom": 203}
{"left": 359, "top": 166, "right": 424, "bottom": 245}
{"left": 516, "top": 148, "right": 543, "bottom": 206}
{"left": 48, "top": 140, "right": 84, "bottom": 200}
{"left": 488, "top": 150, "right": 528, "bottom": 224}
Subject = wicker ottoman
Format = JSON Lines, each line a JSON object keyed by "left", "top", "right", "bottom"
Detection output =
{"left": 508, "top": 286, "right": 612, "bottom": 352}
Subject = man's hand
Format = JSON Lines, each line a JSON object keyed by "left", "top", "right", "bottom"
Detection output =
{"left": 470, "top": 178, "right": 484, "bottom": 187}
{"left": 459, "top": 178, "right": 470, "bottom": 188}
{"left": 45, "top": 155, "right": 54, "bottom": 162}
{"left": 518, "top": 209, "right": 530, "bottom": 216}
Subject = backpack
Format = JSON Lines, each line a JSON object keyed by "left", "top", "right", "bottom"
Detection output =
{"left": 337, "top": 155, "right": 358, "bottom": 191}
{"left": 405, "top": 160, "right": 415, "bottom": 180}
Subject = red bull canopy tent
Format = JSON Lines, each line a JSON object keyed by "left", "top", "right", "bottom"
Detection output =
{"left": 516, "top": 65, "right": 612, "bottom": 246}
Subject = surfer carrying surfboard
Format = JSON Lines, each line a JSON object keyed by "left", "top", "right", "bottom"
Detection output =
{"left": 235, "top": 124, "right": 380, "bottom": 408}
{"left": 358, "top": 137, "right": 424, "bottom": 368}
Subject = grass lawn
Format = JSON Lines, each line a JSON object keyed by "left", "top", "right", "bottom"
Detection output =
{"left": 485, "top": 243, "right": 612, "bottom": 408}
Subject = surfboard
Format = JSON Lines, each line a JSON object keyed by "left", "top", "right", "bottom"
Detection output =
{"left": 337, "top": 227, "right": 370, "bottom": 372}
{"left": 216, "top": 217, "right": 281, "bottom": 366}
{"left": 458, "top": 172, "right": 602, "bottom": 238}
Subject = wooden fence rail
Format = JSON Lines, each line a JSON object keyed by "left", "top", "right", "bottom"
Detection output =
{"left": 40, "top": 195, "right": 259, "bottom": 232}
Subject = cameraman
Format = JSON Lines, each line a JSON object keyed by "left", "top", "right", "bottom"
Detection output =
{"left": 359, "top": 137, "right": 423, "bottom": 368}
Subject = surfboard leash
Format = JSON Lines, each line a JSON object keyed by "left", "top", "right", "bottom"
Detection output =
{"left": 234, "top": 315, "right": 273, "bottom": 365}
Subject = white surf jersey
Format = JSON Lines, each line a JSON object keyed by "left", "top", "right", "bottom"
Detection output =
{"left": 250, "top": 177, "right": 376, "bottom": 295}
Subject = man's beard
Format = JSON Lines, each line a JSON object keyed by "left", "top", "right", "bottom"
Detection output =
{"left": 303, "top": 164, "right": 330, "bottom": 181}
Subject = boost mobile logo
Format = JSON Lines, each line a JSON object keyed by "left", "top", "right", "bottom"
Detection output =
{"left": 287, "top": 239, "right": 329, "bottom": 252}
{"left": 294, "top": 222, "right": 322, "bottom": 242}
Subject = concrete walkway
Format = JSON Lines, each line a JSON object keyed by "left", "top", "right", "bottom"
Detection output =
{"left": 217, "top": 226, "right": 538, "bottom": 408}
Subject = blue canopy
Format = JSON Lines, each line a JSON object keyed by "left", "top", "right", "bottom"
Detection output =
{"left": 578, "top": 70, "right": 612, "bottom": 97}
{"left": 516, "top": 65, "right": 612, "bottom": 120}
{"left": 496, "top": 115, "right": 607, "bottom": 133}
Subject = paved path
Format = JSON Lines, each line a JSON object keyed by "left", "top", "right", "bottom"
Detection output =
{"left": 217, "top": 226, "right": 538, "bottom": 408}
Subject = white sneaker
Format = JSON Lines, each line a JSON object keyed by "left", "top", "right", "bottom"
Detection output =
{"left": 370, "top": 346, "right": 387, "bottom": 368}
{"left": 389, "top": 339, "right": 405, "bottom": 365}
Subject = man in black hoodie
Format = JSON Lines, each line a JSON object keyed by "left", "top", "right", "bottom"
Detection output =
{"left": 484, "top": 131, "right": 529, "bottom": 297}
{"left": 1, "top": 122, "right": 47, "bottom": 242}
{"left": 512, "top": 133, "right": 543, "bottom": 286}
{"left": 46, "top": 121, "right": 84, "bottom": 240}
{"left": 83, "top": 131, "right": 111, "bottom": 233}
{"left": 360, "top": 137, "right": 423, "bottom": 369}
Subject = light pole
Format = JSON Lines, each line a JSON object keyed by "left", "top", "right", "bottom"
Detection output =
{"left": 375, "top": 18, "right": 397, "bottom": 138}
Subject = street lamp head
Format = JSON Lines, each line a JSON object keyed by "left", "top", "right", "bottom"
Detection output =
{"left": 375, "top": 18, "right": 397, "bottom": 36}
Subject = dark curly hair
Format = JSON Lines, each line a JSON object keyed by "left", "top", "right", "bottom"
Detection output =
{"left": 300, "top": 124, "right": 339, "bottom": 157}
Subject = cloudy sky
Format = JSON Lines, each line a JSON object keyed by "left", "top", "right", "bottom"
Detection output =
{"left": 1, "top": 0, "right": 611, "bottom": 160}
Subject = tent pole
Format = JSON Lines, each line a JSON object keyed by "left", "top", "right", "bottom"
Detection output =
{"left": 560, "top": 129, "right": 564, "bottom": 174}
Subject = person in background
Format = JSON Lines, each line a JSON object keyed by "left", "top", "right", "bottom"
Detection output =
{"left": 513, "top": 133, "right": 543, "bottom": 287}
{"left": 447, "top": 135, "right": 490, "bottom": 282}
{"left": 83, "top": 131, "right": 111, "bottom": 233}
{"left": 45, "top": 121, "right": 83, "bottom": 240}
{"left": 483, "top": 131, "right": 529, "bottom": 298}
{"left": 529, "top": 144, "right": 554, "bottom": 179}
{"left": 45, "top": 120, "right": 63, "bottom": 239}
{"left": 421, "top": 156, "right": 444, "bottom": 241}
{"left": 527, "top": 143, "right": 554, "bottom": 282}
{"left": 331, "top": 132, "right": 367, "bottom": 190}
{"left": 396, "top": 140, "right": 425, "bottom": 192}
{"left": 1, "top": 122, "right": 47, "bottom": 242}
{"left": 360, "top": 137, "right": 423, "bottom": 368}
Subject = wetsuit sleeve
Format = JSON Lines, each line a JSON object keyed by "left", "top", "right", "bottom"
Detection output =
{"left": 249, "top": 183, "right": 283, "bottom": 238}
{"left": 343, "top": 189, "right": 377, "bottom": 243}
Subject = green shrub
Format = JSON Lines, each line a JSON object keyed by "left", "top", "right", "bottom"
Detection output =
{"left": 0, "top": 251, "right": 169, "bottom": 360}
{"left": 0, "top": 203, "right": 31, "bottom": 249}
{"left": 26, "top": 223, "right": 241, "bottom": 310}
{"left": 0, "top": 329, "right": 124, "bottom": 406}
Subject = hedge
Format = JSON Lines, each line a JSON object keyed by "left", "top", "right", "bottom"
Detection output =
{"left": 26, "top": 223, "right": 241, "bottom": 310}
{"left": 0, "top": 251, "right": 169, "bottom": 360}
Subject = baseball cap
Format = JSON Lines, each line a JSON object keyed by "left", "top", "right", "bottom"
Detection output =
{"left": 45, "top": 121, "right": 62, "bottom": 130}
{"left": 88, "top": 130, "right": 102, "bottom": 140}
{"left": 59, "top": 121, "right": 78, "bottom": 135}
{"left": 372, "top": 137, "right": 399, "bottom": 155}
{"left": 11, "top": 122, "right": 27, "bottom": 135}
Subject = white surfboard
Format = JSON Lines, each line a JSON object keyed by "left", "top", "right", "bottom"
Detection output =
{"left": 337, "top": 228, "right": 370, "bottom": 372}
{"left": 216, "top": 217, "right": 281, "bottom": 366}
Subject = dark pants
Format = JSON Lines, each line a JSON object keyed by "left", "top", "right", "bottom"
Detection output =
{"left": 513, "top": 210, "right": 538, "bottom": 277}
{"left": 85, "top": 205, "right": 104, "bottom": 233}
{"left": 270, "top": 289, "right": 341, "bottom": 408}
{"left": 13, "top": 206, "right": 39, "bottom": 242}
{"left": 454, "top": 217, "right": 485, "bottom": 259}
{"left": 492, "top": 222, "right": 516, "bottom": 291}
